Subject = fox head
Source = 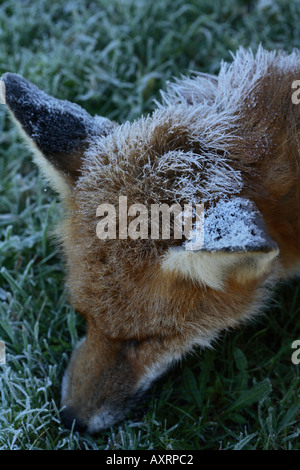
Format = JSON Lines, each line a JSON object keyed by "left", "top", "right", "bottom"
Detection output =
{"left": 1, "top": 46, "right": 299, "bottom": 433}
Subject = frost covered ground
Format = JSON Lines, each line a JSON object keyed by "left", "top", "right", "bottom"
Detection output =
{"left": 0, "top": 0, "right": 299, "bottom": 450}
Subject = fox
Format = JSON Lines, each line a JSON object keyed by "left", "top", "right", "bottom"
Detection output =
{"left": 0, "top": 46, "right": 299, "bottom": 434}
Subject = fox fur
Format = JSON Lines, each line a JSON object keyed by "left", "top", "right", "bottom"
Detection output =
{"left": 1, "top": 45, "right": 300, "bottom": 433}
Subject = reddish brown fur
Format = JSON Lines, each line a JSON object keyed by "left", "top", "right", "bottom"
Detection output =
{"left": 57, "top": 62, "right": 300, "bottom": 430}
{"left": 1, "top": 48, "right": 300, "bottom": 432}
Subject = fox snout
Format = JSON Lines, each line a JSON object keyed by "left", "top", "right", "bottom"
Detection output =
{"left": 1, "top": 45, "right": 300, "bottom": 433}
{"left": 59, "top": 334, "right": 174, "bottom": 433}
{"left": 59, "top": 336, "right": 136, "bottom": 433}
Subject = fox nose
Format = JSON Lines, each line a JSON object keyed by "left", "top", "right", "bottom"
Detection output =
{"left": 60, "top": 407, "right": 87, "bottom": 433}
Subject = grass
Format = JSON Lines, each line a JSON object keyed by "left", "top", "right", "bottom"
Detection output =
{"left": 0, "top": 0, "right": 300, "bottom": 450}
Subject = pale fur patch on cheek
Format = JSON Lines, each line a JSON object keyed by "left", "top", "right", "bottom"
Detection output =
{"left": 134, "top": 353, "right": 180, "bottom": 394}
{"left": 160, "top": 248, "right": 279, "bottom": 289}
{"left": 160, "top": 250, "right": 232, "bottom": 290}
{"left": 134, "top": 333, "right": 214, "bottom": 394}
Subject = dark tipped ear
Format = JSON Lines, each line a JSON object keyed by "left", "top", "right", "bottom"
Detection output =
{"left": 184, "top": 197, "right": 278, "bottom": 253}
{"left": 162, "top": 197, "right": 279, "bottom": 290}
{"left": 0, "top": 73, "right": 115, "bottom": 193}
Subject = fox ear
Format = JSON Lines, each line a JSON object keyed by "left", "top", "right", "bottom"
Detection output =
{"left": 0, "top": 73, "right": 115, "bottom": 196}
{"left": 161, "top": 197, "right": 279, "bottom": 290}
